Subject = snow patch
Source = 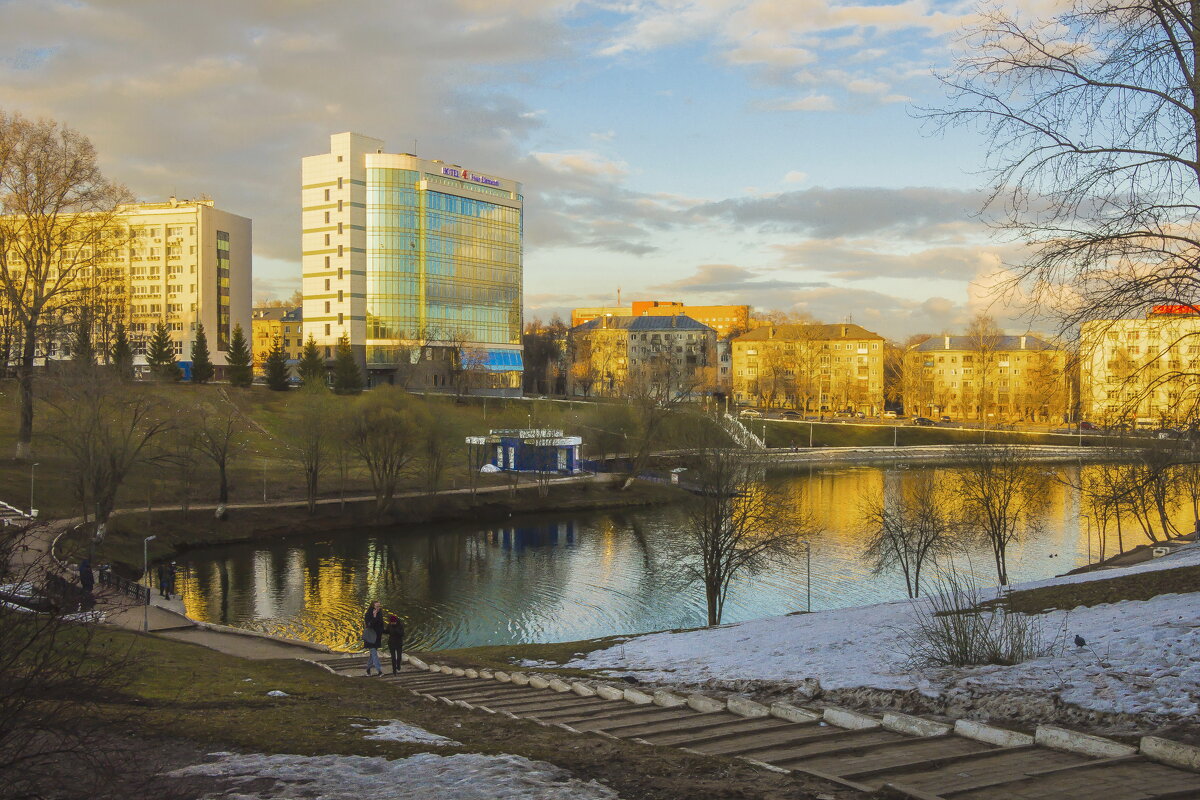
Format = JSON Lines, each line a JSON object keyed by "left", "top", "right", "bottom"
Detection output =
{"left": 354, "top": 720, "right": 460, "bottom": 746}
{"left": 171, "top": 751, "right": 621, "bottom": 799}
{"left": 266, "top": 690, "right": 289, "bottom": 698}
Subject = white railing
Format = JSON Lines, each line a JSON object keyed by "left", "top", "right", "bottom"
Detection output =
{"left": 721, "top": 413, "right": 766, "bottom": 450}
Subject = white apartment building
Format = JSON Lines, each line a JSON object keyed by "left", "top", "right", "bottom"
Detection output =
{"left": 1081, "top": 306, "right": 1200, "bottom": 424}
{"left": 119, "top": 198, "right": 251, "bottom": 367}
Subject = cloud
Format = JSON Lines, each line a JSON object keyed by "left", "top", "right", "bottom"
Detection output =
{"left": 650, "top": 263, "right": 829, "bottom": 294}
{"left": 771, "top": 239, "right": 1018, "bottom": 282}
{"left": 783, "top": 170, "right": 807, "bottom": 184}
{"left": 763, "top": 94, "right": 835, "bottom": 112}
{"left": 692, "top": 186, "right": 986, "bottom": 239}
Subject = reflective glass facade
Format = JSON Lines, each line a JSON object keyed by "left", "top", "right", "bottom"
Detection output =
{"left": 365, "top": 167, "right": 522, "bottom": 368}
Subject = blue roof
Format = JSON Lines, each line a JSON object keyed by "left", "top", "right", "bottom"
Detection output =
{"left": 482, "top": 349, "right": 523, "bottom": 371}
{"left": 573, "top": 314, "right": 714, "bottom": 332}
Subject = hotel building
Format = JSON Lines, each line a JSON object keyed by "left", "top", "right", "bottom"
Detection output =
{"left": 1080, "top": 306, "right": 1200, "bottom": 424}
{"left": 301, "top": 132, "right": 523, "bottom": 392}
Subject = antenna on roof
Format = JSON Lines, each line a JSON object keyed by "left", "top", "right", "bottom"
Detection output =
{"left": 617, "top": 287, "right": 622, "bottom": 306}
{"left": 412, "top": 139, "right": 417, "bottom": 156}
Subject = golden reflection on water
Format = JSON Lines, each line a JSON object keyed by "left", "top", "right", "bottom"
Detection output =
{"left": 176, "top": 464, "right": 1197, "bottom": 651}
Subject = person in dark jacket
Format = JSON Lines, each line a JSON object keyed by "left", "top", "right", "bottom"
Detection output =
{"left": 385, "top": 614, "right": 404, "bottom": 674}
{"left": 363, "top": 600, "right": 385, "bottom": 676}
{"left": 156, "top": 563, "right": 168, "bottom": 598}
{"left": 78, "top": 558, "right": 94, "bottom": 596}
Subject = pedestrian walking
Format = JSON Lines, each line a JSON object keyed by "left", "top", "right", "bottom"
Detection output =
{"left": 363, "top": 600, "right": 385, "bottom": 676}
{"left": 156, "top": 563, "right": 168, "bottom": 598}
{"left": 165, "top": 562, "right": 178, "bottom": 599}
{"left": 385, "top": 613, "right": 405, "bottom": 674}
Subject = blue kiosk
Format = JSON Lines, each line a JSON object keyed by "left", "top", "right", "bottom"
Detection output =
{"left": 466, "top": 429, "right": 583, "bottom": 474}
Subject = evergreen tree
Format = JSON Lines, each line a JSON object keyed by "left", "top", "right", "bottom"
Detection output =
{"left": 146, "top": 321, "right": 181, "bottom": 382}
{"left": 264, "top": 337, "right": 291, "bottom": 391}
{"left": 191, "top": 322, "right": 214, "bottom": 384}
{"left": 332, "top": 335, "right": 363, "bottom": 394}
{"left": 226, "top": 323, "right": 253, "bottom": 388}
{"left": 298, "top": 334, "right": 326, "bottom": 387}
{"left": 72, "top": 313, "right": 94, "bottom": 366}
{"left": 110, "top": 321, "right": 134, "bottom": 381}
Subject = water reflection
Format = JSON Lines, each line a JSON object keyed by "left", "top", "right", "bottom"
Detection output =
{"left": 178, "top": 464, "right": 1191, "bottom": 651}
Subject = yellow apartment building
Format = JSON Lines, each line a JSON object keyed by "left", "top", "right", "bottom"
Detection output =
{"left": 567, "top": 314, "right": 717, "bottom": 397}
{"left": 906, "top": 334, "right": 1067, "bottom": 421}
{"left": 571, "top": 301, "right": 751, "bottom": 338}
{"left": 251, "top": 307, "right": 304, "bottom": 374}
{"left": 732, "top": 323, "right": 885, "bottom": 414}
{"left": 1080, "top": 306, "right": 1200, "bottom": 424}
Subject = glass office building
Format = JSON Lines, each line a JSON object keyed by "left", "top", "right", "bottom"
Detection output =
{"left": 301, "top": 133, "right": 523, "bottom": 393}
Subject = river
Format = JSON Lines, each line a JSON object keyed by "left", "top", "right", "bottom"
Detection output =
{"left": 176, "top": 463, "right": 1180, "bottom": 652}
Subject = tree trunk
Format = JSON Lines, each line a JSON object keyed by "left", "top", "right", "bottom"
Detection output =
{"left": 15, "top": 329, "right": 36, "bottom": 459}
{"left": 218, "top": 462, "right": 229, "bottom": 504}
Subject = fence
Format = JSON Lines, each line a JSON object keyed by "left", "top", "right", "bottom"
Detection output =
{"left": 98, "top": 567, "right": 149, "bottom": 605}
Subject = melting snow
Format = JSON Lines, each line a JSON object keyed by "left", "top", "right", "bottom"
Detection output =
{"left": 566, "top": 554, "right": 1200, "bottom": 719}
{"left": 171, "top": 751, "right": 621, "bottom": 799}
{"left": 355, "top": 720, "right": 460, "bottom": 746}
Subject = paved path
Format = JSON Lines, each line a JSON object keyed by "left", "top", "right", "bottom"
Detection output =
{"left": 323, "top": 654, "right": 1200, "bottom": 800}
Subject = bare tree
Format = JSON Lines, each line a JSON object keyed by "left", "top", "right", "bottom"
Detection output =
{"left": 933, "top": 1, "right": 1200, "bottom": 330}
{"left": 956, "top": 445, "right": 1047, "bottom": 585}
{"left": 859, "top": 473, "right": 958, "bottom": 598}
{"left": 194, "top": 401, "right": 247, "bottom": 506}
{"left": 621, "top": 356, "right": 700, "bottom": 489}
{"left": 346, "top": 387, "right": 428, "bottom": 514}
{"left": 43, "top": 368, "right": 170, "bottom": 535}
{"left": 291, "top": 386, "right": 336, "bottom": 514}
{"left": 0, "top": 112, "right": 132, "bottom": 458}
{"left": 676, "top": 430, "right": 819, "bottom": 625}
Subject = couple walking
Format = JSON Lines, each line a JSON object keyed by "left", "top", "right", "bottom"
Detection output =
{"left": 363, "top": 600, "right": 404, "bottom": 676}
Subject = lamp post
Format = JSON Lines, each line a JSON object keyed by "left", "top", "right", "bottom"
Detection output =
{"left": 262, "top": 459, "right": 268, "bottom": 503}
{"left": 801, "top": 540, "right": 812, "bottom": 613}
{"left": 29, "top": 462, "right": 39, "bottom": 517}
{"left": 143, "top": 535, "right": 157, "bottom": 632}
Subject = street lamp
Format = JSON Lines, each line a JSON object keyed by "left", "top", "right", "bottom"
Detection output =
{"left": 29, "top": 462, "right": 39, "bottom": 517}
{"left": 143, "top": 535, "right": 157, "bottom": 632}
{"left": 801, "top": 540, "right": 812, "bottom": 613}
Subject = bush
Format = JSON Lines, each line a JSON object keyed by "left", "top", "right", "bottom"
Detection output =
{"left": 897, "top": 570, "right": 1065, "bottom": 668}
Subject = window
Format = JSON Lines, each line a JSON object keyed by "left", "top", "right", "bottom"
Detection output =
{"left": 337, "top": 313, "right": 343, "bottom": 325}
{"left": 324, "top": 212, "right": 330, "bottom": 223}
{"left": 324, "top": 234, "right": 330, "bottom": 245}
{"left": 325, "top": 255, "right": 330, "bottom": 268}
{"left": 325, "top": 324, "right": 330, "bottom": 336}
{"left": 338, "top": 200, "right": 343, "bottom": 212}
{"left": 337, "top": 267, "right": 343, "bottom": 279}
{"left": 338, "top": 245, "right": 343, "bottom": 257}
{"left": 324, "top": 279, "right": 330, "bottom": 290}
{"left": 324, "top": 301, "right": 330, "bottom": 313}
{"left": 337, "top": 290, "right": 343, "bottom": 302}
{"left": 337, "top": 177, "right": 343, "bottom": 188}
{"left": 324, "top": 189, "right": 330, "bottom": 201}
{"left": 337, "top": 222, "right": 343, "bottom": 234}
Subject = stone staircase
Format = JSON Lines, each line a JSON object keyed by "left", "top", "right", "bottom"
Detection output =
{"left": 720, "top": 413, "right": 766, "bottom": 449}
{"left": 321, "top": 654, "right": 1200, "bottom": 799}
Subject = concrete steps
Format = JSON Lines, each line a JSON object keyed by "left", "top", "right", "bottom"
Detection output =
{"left": 325, "top": 655, "right": 1200, "bottom": 799}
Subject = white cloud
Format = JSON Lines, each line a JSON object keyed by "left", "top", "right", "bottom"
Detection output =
{"left": 783, "top": 170, "right": 807, "bottom": 184}
{"left": 765, "top": 94, "right": 835, "bottom": 112}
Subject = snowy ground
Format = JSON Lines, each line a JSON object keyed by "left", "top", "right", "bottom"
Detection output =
{"left": 172, "top": 751, "right": 621, "bottom": 800}
{"left": 562, "top": 545, "right": 1200, "bottom": 720}
{"left": 355, "top": 719, "right": 461, "bottom": 746}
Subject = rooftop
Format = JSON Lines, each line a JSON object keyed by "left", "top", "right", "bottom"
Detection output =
{"left": 734, "top": 323, "right": 884, "bottom": 342}
{"left": 911, "top": 334, "right": 1059, "bottom": 352}
{"left": 573, "top": 314, "right": 715, "bottom": 333}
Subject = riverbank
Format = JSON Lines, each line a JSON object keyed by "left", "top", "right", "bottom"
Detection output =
{"left": 57, "top": 476, "right": 690, "bottom": 572}
{"left": 433, "top": 542, "right": 1200, "bottom": 741}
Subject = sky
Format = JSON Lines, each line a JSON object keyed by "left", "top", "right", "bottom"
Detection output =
{"left": 0, "top": 0, "right": 1052, "bottom": 340}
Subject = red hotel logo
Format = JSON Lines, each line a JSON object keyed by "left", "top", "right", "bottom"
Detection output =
{"left": 1151, "top": 304, "right": 1200, "bottom": 315}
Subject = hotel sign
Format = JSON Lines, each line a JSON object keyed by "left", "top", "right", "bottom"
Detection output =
{"left": 440, "top": 166, "right": 502, "bottom": 188}
{"left": 1151, "top": 304, "right": 1200, "bottom": 315}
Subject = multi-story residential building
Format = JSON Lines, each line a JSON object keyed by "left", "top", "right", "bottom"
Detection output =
{"left": 731, "top": 323, "right": 885, "bottom": 414}
{"left": 251, "top": 307, "right": 303, "bottom": 374}
{"left": 1081, "top": 306, "right": 1200, "bottom": 424}
{"left": 567, "top": 314, "right": 717, "bottom": 397}
{"left": 571, "top": 301, "right": 750, "bottom": 338}
{"left": 906, "top": 334, "right": 1067, "bottom": 421}
{"left": 301, "top": 132, "right": 523, "bottom": 394}
{"left": 0, "top": 197, "right": 251, "bottom": 373}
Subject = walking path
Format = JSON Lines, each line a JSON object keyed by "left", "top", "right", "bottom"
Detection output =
{"left": 323, "top": 654, "right": 1200, "bottom": 800}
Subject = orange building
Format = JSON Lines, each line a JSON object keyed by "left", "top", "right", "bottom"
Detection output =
{"left": 571, "top": 300, "right": 749, "bottom": 337}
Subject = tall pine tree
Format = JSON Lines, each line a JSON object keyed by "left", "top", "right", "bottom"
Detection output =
{"left": 297, "top": 334, "right": 326, "bottom": 387}
{"left": 146, "top": 321, "right": 181, "bottom": 382}
{"left": 110, "top": 321, "right": 134, "bottom": 381}
{"left": 72, "top": 313, "right": 94, "bottom": 366}
{"left": 191, "top": 322, "right": 214, "bottom": 384}
{"left": 226, "top": 323, "right": 253, "bottom": 388}
{"left": 332, "top": 335, "right": 363, "bottom": 394}
{"left": 264, "top": 337, "right": 291, "bottom": 391}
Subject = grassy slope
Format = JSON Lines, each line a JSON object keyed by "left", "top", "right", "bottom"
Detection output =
{"left": 91, "top": 629, "right": 827, "bottom": 800}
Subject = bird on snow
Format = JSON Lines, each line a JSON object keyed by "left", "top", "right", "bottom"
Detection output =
{"left": 1074, "top": 635, "right": 1087, "bottom": 648}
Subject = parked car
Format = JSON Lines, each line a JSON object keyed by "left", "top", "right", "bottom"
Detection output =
{"left": 882, "top": 411, "right": 898, "bottom": 419}
{"left": 739, "top": 408, "right": 763, "bottom": 419}
{"left": 1156, "top": 428, "right": 1184, "bottom": 440}
{"left": 939, "top": 415, "right": 952, "bottom": 423}
{"left": 855, "top": 411, "right": 866, "bottom": 418}
{"left": 912, "top": 417, "right": 936, "bottom": 426}
{"left": 781, "top": 410, "right": 802, "bottom": 420}
{"left": 1079, "top": 421, "right": 1098, "bottom": 431}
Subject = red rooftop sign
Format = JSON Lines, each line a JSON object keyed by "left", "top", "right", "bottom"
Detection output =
{"left": 1151, "top": 305, "right": 1200, "bottom": 315}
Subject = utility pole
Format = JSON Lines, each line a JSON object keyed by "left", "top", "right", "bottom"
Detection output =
{"left": 143, "top": 535, "right": 156, "bottom": 632}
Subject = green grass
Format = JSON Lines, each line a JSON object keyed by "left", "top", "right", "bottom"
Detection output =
{"left": 427, "top": 636, "right": 628, "bottom": 678}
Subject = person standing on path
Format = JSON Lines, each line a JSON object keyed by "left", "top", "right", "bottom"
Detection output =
{"left": 385, "top": 613, "right": 404, "bottom": 675}
{"left": 78, "top": 558, "right": 94, "bottom": 600}
{"left": 363, "top": 600, "right": 385, "bottom": 676}
{"left": 165, "top": 562, "right": 178, "bottom": 599}
{"left": 157, "top": 563, "right": 169, "bottom": 598}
